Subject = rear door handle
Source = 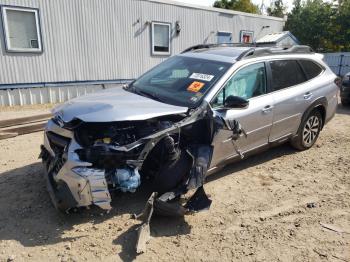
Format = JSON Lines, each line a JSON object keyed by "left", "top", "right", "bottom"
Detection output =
{"left": 304, "top": 92, "right": 313, "bottom": 100}
{"left": 262, "top": 105, "right": 274, "bottom": 113}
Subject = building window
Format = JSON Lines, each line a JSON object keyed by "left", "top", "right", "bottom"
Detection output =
{"left": 240, "top": 30, "right": 254, "bottom": 44}
{"left": 151, "top": 22, "right": 171, "bottom": 56}
{"left": 1, "top": 6, "right": 42, "bottom": 52}
{"left": 217, "top": 32, "right": 232, "bottom": 44}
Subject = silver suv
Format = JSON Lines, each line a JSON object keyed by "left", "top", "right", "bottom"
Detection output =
{"left": 41, "top": 45, "right": 338, "bottom": 213}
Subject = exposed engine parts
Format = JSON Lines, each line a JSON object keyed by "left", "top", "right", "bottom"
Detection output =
{"left": 41, "top": 102, "right": 247, "bottom": 211}
{"left": 108, "top": 168, "right": 141, "bottom": 193}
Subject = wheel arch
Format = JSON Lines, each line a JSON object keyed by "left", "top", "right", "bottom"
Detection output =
{"left": 300, "top": 97, "right": 328, "bottom": 131}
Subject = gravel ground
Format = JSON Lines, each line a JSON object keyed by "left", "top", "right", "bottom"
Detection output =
{"left": 0, "top": 105, "right": 349, "bottom": 262}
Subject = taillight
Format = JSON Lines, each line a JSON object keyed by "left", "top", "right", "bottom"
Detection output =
{"left": 334, "top": 77, "right": 342, "bottom": 88}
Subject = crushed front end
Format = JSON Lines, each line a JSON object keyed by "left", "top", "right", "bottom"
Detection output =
{"left": 40, "top": 103, "right": 216, "bottom": 212}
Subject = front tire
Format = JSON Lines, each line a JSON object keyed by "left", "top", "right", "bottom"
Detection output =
{"left": 291, "top": 110, "right": 322, "bottom": 151}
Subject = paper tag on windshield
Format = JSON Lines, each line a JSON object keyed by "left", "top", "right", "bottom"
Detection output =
{"left": 189, "top": 73, "right": 214, "bottom": 82}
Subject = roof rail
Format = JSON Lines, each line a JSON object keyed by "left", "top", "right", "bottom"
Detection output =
{"left": 181, "top": 44, "right": 314, "bottom": 60}
{"left": 238, "top": 45, "right": 314, "bottom": 60}
{"left": 181, "top": 43, "right": 257, "bottom": 53}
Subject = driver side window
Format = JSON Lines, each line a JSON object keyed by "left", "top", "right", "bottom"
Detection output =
{"left": 212, "top": 62, "right": 267, "bottom": 107}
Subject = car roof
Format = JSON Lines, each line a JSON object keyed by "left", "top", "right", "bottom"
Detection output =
{"left": 180, "top": 44, "right": 315, "bottom": 64}
{"left": 191, "top": 47, "right": 252, "bottom": 58}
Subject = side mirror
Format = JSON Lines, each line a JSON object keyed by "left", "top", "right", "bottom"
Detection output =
{"left": 224, "top": 95, "right": 249, "bottom": 109}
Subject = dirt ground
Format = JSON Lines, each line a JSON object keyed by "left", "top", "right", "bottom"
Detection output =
{"left": 0, "top": 105, "right": 349, "bottom": 262}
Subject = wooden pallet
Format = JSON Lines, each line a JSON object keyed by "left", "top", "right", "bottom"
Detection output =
{"left": 0, "top": 113, "right": 51, "bottom": 128}
{"left": 0, "top": 113, "right": 51, "bottom": 140}
{"left": 0, "top": 132, "right": 18, "bottom": 140}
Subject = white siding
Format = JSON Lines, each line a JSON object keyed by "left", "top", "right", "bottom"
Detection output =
{"left": 0, "top": 0, "right": 284, "bottom": 86}
{"left": 0, "top": 83, "right": 124, "bottom": 106}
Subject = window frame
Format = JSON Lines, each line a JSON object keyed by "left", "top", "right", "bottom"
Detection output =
{"left": 240, "top": 30, "right": 254, "bottom": 44}
{"left": 151, "top": 21, "right": 171, "bottom": 56}
{"left": 297, "top": 59, "right": 325, "bottom": 80}
{"left": 210, "top": 61, "right": 269, "bottom": 108}
{"left": 0, "top": 5, "right": 43, "bottom": 53}
{"left": 217, "top": 31, "right": 232, "bottom": 44}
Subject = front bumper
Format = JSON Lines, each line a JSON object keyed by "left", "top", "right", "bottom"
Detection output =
{"left": 41, "top": 119, "right": 112, "bottom": 211}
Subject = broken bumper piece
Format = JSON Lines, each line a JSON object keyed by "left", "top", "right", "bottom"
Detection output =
{"left": 71, "top": 167, "right": 112, "bottom": 211}
{"left": 135, "top": 186, "right": 212, "bottom": 254}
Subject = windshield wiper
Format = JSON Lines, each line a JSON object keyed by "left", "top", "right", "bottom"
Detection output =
{"left": 124, "top": 83, "right": 164, "bottom": 103}
{"left": 134, "top": 89, "right": 164, "bottom": 103}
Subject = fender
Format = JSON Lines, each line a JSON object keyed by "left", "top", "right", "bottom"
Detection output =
{"left": 298, "top": 97, "right": 328, "bottom": 133}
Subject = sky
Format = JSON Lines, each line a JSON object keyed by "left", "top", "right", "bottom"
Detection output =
{"left": 176, "top": 0, "right": 294, "bottom": 12}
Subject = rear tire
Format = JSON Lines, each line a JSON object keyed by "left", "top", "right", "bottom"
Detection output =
{"left": 290, "top": 110, "right": 322, "bottom": 151}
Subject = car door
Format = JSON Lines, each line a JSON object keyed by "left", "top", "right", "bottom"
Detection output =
{"left": 210, "top": 62, "right": 274, "bottom": 167}
{"left": 268, "top": 59, "right": 311, "bottom": 142}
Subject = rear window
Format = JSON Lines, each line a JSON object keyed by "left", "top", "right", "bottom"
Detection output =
{"left": 270, "top": 60, "right": 306, "bottom": 91}
{"left": 299, "top": 60, "right": 323, "bottom": 80}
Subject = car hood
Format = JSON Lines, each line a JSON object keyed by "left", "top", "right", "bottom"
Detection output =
{"left": 52, "top": 87, "right": 188, "bottom": 123}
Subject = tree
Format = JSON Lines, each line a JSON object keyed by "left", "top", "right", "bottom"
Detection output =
{"left": 333, "top": 0, "right": 350, "bottom": 51}
{"left": 284, "top": 0, "right": 350, "bottom": 51}
{"left": 267, "top": 0, "right": 286, "bottom": 18}
{"left": 213, "top": 0, "right": 260, "bottom": 14}
{"left": 284, "top": 0, "right": 334, "bottom": 51}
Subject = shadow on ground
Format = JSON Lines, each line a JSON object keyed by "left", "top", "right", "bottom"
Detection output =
{"left": 0, "top": 142, "right": 297, "bottom": 258}
{"left": 113, "top": 216, "right": 191, "bottom": 262}
{"left": 0, "top": 161, "right": 191, "bottom": 258}
{"left": 207, "top": 143, "right": 297, "bottom": 183}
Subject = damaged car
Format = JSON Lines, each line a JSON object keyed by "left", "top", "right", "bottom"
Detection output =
{"left": 40, "top": 44, "right": 338, "bottom": 216}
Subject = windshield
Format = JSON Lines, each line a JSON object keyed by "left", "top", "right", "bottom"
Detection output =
{"left": 129, "top": 56, "right": 232, "bottom": 107}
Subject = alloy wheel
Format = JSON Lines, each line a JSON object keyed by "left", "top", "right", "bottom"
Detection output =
{"left": 302, "top": 115, "right": 320, "bottom": 147}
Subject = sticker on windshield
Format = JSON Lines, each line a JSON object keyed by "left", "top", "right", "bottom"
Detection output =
{"left": 187, "top": 81, "right": 205, "bottom": 93}
{"left": 189, "top": 73, "right": 214, "bottom": 82}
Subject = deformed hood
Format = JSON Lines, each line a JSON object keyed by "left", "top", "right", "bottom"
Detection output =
{"left": 52, "top": 87, "right": 188, "bottom": 123}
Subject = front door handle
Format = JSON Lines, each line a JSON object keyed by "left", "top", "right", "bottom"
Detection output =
{"left": 262, "top": 105, "right": 274, "bottom": 113}
{"left": 304, "top": 92, "right": 313, "bottom": 100}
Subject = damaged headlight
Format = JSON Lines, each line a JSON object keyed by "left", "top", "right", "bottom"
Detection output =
{"left": 52, "top": 115, "right": 82, "bottom": 130}
{"left": 52, "top": 114, "right": 65, "bottom": 128}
